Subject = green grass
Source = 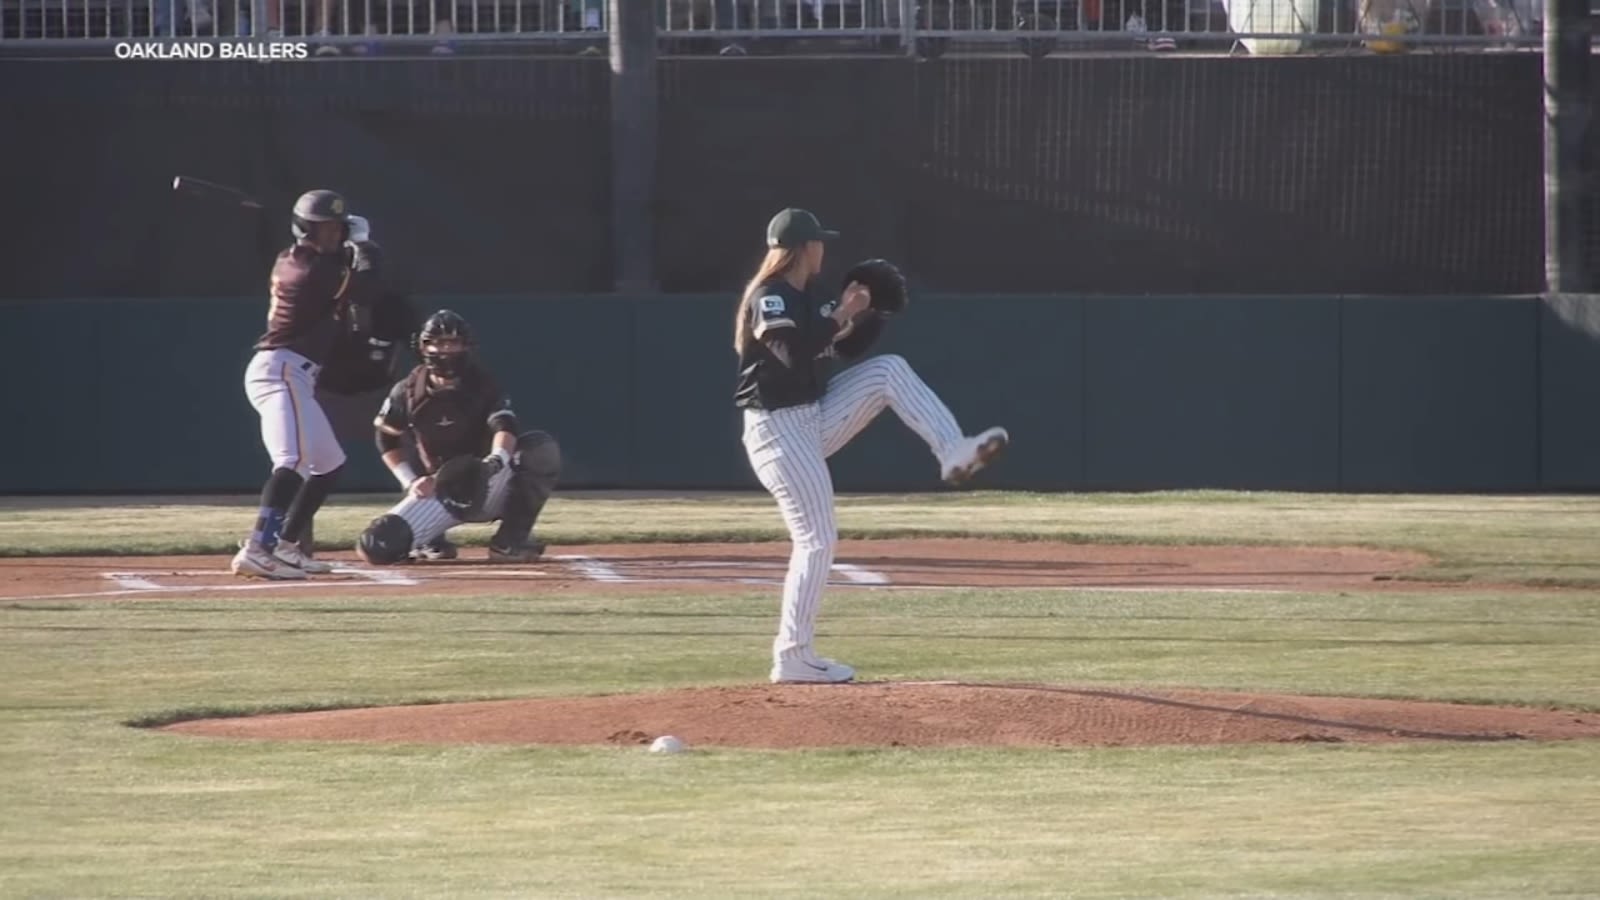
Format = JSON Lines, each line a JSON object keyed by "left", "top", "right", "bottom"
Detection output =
{"left": 6, "top": 490, "right": 1600, "bottom": 585}
{"left": 4, "top": 492, "right": 1600, "bottom": 895}
{"left": 2, "top": 587, "right": 1600, "bottom": 897}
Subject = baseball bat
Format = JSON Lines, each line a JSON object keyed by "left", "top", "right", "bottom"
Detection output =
{"left": 171, "top": 175, "right": 264, "bottom": 210}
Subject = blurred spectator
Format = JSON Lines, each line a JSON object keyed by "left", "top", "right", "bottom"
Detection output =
{"left": 312, "top": 0, "right": 348, "bottom": 53}
{"left": 662, "top": 0, "right": 748, "bottom": 53}
{"left": 862, "top": 0, "right": 906, "bottom": 29}
{"left": 151, "top": 0, "right": 212, "bottom": 36}
{"left": 152, "top": 0, "right": 284, "bottom": 37}
{"left": 570, "top": 0, "right": 603, "bottom": 30}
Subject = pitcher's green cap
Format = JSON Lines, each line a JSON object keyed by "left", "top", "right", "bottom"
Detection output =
{"left": 767, "top": 208, "right": 840, "bottom": 248}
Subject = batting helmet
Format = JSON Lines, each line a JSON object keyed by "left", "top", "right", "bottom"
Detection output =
{"left": 291, "top": 189, "right": 350, "bottom": 241}
{"left": 357, "top": 514, "right": 414, "bottom": 565}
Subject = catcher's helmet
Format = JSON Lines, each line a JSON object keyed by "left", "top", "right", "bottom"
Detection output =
{"left": 416, "top": 309, "right": 476, "bottom": 379}
{"left": 291, "top": 189, "right": 350, "bottom": 241}
{"left": 357, "top": 514, "right": 414, "bottom": 565}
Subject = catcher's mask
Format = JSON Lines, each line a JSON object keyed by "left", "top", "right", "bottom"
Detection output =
{"left": 416, "top": 309, "right": 475, "bottom": 379}
{"left": 290, "top": 189, "right": 350, "bottom": 246}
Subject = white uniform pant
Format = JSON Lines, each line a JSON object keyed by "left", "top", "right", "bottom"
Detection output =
{"left": 386, "top": 463, "right": 518, "bottom": 550}
{"left": 245, "top": 349, "right": 346, "bottom": 477}
{"left": 741, "top": 354, "right": 964, "bottom": 663}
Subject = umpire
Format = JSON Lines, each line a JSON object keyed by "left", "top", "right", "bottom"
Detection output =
{"left": 305, "top": 215, "right": 422, "bottom": 554}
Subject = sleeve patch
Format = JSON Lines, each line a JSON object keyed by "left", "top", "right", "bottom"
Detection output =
{"left": 751, "top": 293, "right": 797, "bottom": 338}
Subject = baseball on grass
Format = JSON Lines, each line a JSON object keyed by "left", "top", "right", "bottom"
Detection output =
{"left": 649, "top": 735, "right": 686, "bottom": 754}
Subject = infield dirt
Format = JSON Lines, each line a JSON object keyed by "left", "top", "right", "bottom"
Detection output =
{"left": 1, "top": 538, "right": 1441, "bottom": 601}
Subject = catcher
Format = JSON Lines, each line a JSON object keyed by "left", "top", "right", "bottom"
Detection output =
{"left": 733, "top": 207, "right": 1009, "bottom": 685}
{"left": 356, "top": 309, "right": 561, "bottom": 565}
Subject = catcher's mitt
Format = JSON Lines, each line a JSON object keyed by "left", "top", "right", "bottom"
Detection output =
{"left": 841, "top": 259, "right": 909, "bottom": 316}
{"left": 432, "top": 455, "right": 490, "bottom": 519}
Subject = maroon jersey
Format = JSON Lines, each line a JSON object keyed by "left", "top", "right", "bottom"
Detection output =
{"left": 254, "top": 241, "right": 354, "bottom": 365}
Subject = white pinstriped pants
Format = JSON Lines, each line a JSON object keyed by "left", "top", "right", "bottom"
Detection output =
{"left": 386, "top": 463, "right": 517, "bottom": 550}
{"left": 741, "top": 354, "right": 964, "bottom": 663}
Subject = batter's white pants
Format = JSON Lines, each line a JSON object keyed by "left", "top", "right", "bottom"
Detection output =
{"left": 386, "top": 461, "right": 518, "bottom": 550}
{"left": 741, "top": 354, "right": 965, "bottom": 663}
{"left": 244, "top": 349, "right": 346, "bottom": 477}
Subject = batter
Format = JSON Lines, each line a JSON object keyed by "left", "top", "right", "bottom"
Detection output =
{"left": 230, "top": 189, "right": 362, "bottom": 580}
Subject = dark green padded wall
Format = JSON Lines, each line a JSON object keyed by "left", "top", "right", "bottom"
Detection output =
{"left": 1340, "top": 297, "right": 1539, "bottom": 491}
{"left": 1083, "top": 296, "right": 1341, "bottom": 490}
{"left": 0, "top": 294, "right": 1572, "bottom": 495}
{"left": 1539, "top": 294, "right": 1600, "bottom": 489}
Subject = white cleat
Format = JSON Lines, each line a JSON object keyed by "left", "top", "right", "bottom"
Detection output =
{"left": 230, "top": 541, "right": 307, "bottom": 581}
{"left": 771, "top": 656, "right": 856, "bottom": 684}
{"left": 940, "top": 426, "right": 1010, "bottom": 485}
{"left": 273, "top": 540, "right": 332, "bottom": 574}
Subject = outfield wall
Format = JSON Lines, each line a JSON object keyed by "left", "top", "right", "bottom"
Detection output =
{"left": 7, "top": 294, "right": 1599, "bottom": 494}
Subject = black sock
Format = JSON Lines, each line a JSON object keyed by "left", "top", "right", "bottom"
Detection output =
{"left": 251, "top": 468, "right": 305, "bottom": 551}
{"left": 280, "top": 466, "right": 342, "bottom": 547}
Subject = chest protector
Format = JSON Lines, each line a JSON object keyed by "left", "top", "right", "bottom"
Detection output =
{"left": 404, "top": 368, "right": 488, "bottom": 472}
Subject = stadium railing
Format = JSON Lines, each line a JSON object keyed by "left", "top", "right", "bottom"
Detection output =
{"left": 0, "top": 0, "right": 1551, "bottom": 52}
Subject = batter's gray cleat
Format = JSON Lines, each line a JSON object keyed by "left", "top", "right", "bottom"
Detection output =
{"left": 231, "top": 541, "right": 307, "bottom": 581}
{"left": 413, "top": 538, "right": 458, "bottom": 561}
{"left": 771, "top": 656, "right": 856, "bottom": 684}
{"left": 273, "top": 539, "right": 332, "bottom": 574}
{"left": 487, "top": 540, "right": 545, "bottom": 563}
{"left": 940, "top": 427, "right": 1009, "bottom": 486}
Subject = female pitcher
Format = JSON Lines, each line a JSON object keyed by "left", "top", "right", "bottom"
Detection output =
{"left": 734, "top": 208, "right": 1009, "bottom": 684}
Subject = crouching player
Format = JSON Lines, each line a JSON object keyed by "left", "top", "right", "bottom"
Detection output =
{"left": 355, "top": 310, "right": 560, "bottom": 564}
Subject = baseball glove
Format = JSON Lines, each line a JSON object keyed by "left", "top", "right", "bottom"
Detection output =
{"left": 841, "top": 259, "right": 910, "bottom": 316}
{"left": 432, "top": 455, "right": 490, "bottom": 519}
{"left": 833, "top": 259, "right": 909, "bottom": 361}
{"left": 833, "top": 312, "right": 889, "bottom": 362}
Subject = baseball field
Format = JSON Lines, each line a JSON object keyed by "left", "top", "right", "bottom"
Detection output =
{"left": 2, "top": 490, "right": 1598, "bottom": 896}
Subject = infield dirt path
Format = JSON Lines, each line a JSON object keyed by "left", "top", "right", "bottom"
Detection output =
{"left": 0, "top": 538, "right": 1436, "bottom": 602}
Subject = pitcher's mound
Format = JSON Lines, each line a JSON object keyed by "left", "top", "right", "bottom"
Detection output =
{"left": 162, "top": 683, "right": 1600, "bottom": 749}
